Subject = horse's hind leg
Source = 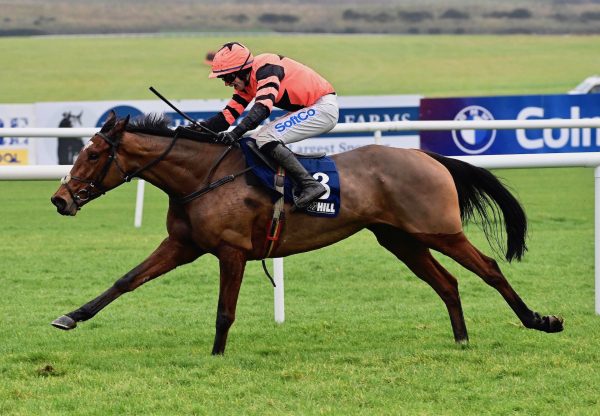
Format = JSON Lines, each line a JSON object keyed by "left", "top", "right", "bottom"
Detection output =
{"left": 421, "top": 232, "right": 564, "bottom": 333}
{"left": 370, "top": 225, "right": 469, "bottom": 343}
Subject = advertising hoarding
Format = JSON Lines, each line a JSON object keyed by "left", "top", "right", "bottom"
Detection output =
{"left": 0, "top": 104, "right": 36, "bottom": 165}
{"left": 420, "top": 94, "right": 600, "bottom": 156}
{"left": 31, "top": 95, "right": 420, "bottom": 165}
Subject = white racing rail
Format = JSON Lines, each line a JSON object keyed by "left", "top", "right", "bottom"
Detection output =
{"left": 2, "top": 118, "right": 600, "bottom": 321}
{"left": 3, "top": 117, "right": 600, "bottom": 138}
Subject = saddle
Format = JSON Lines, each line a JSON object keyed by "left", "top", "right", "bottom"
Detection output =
{"left": 238, "top": 137, "right": 341, "bottom": 218}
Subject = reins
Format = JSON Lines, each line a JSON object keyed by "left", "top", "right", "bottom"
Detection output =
{"left": 170, "top": 142, "right": 252, "bottom": 205}
{"left": 122, "top": 129, "right": 183, "bottom": 182}
{"left": 172, "top": 156, "right": 253, "bottom": 205}
{"left": 63, "top": 127, "right": 248, "bottom": 209}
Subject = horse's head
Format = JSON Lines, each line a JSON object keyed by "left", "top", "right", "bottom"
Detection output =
{"left": 51, "top": 110, "right": 130, "bottom": 216}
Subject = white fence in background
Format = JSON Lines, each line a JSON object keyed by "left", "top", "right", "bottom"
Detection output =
{"left": 4, "top": 117, "right": 600, "bottom": 138}
{"left": 2, "top": 118, "right": 600, "bottom": 321}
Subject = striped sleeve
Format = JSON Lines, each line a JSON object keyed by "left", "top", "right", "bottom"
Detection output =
{"left": 221, "top": 91, "right": 252, "bottom": 125}
{"left": 255, "top": 64, "right": 284, "bottom": 112}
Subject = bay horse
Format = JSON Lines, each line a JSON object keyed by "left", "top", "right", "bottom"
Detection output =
{"left": 50, "top": 111, "right": 563, "bottom": 355}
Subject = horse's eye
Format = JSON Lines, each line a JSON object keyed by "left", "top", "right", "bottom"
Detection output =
{"left": 88, "top": 152, "right": 100, "bottom": 161}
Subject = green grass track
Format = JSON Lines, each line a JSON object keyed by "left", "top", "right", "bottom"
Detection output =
{"left": 1, "top": 34, "right": 600, "bottom": 415}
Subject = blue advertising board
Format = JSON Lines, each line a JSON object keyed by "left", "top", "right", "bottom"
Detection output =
{"left": 420, "top": 94, "right": 600, "bottom": 155}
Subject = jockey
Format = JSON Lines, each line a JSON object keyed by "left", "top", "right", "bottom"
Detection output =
{"left": 199, "top": 42, "right": 339, "bottom": 209}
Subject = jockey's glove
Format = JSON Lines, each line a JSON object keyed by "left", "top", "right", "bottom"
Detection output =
{"left": 215, "top": 130, "right": 239, "bottom": 145}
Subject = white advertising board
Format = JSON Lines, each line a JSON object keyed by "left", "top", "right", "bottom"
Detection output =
{"left": 4, "top": 95, "right": 421, "bottom": 164}
{"left": 0, "top": 104, "right": 36, "bottom": 165}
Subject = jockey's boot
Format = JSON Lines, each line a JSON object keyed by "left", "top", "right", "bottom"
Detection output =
{"left": 264, "top": 142, "right": 326, "bottom": 209}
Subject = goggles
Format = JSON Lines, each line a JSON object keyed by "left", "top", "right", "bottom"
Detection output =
{"left": 218, "top": 72, "right": 237, "bottom": 83}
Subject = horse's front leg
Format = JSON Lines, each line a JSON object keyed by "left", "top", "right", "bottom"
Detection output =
{"left": 211, "top": 245, "right": 247, "bottom": 355}
{"left": 51, "top": 237, "right": 203, "bottom": 330}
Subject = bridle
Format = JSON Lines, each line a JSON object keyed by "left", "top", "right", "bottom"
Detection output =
{"left": 61, "top": 131, "right": 131, "bottom": 208}
{"left": 62, "top": 127, "right": 250, "bottom": 209}
{"left": 62, "top": 128, "right": 183, "bottom": 208}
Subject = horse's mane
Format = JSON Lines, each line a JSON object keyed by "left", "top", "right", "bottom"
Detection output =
{"left": 125, "top": 113, "right": 176, "bottom": 137}
{"left": 124, "top": 113, "right": 216, "bottom": 143}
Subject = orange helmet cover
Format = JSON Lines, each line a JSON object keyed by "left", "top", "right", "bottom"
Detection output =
{"left": 208, "top": 42, "right": 254, "bottom": 78}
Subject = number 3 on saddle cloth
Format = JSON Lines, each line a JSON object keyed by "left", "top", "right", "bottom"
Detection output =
{"left": 238, "top": 137, "right": 341, "bottom": 217}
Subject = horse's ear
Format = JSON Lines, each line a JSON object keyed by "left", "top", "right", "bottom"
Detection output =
{"left": 100, "top": 110, "right": 117, "bottom": 133}
{"left": 113, "top": 114, "right": 130, "bottom": 134}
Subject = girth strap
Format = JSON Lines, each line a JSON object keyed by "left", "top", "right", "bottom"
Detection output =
{"left": 263, "top": 165, "right": 286, "bottom": 258}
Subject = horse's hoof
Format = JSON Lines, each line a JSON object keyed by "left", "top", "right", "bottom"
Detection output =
{"left": 545, "top": 315, "right": 564, "bottom": 333}
{"left": 455, "top": 339, "right": 470, "bottom": 349}
{"left": 51, "top": 315, "right": 77, "bottom": 330}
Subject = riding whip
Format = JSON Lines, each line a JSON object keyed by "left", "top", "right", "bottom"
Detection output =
{"left": 149, "top": 86, "right": 218, "bottom": 137}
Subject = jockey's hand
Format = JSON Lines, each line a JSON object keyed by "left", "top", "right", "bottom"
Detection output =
{"left": 215, "top": 130, "right": 239, "bottom": 145}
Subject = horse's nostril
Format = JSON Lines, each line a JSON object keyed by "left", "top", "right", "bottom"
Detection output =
{"left": 51, "top": 196, "right": 67, "bottom": 212}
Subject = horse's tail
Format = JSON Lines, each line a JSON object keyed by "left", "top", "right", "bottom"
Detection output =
{"left": 424, "top": 151, "right": 527, "bottom": 262}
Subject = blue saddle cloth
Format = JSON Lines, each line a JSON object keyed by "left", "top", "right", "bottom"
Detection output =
{"left": 239, "top": 138, "right": 341, "bottom": 217}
